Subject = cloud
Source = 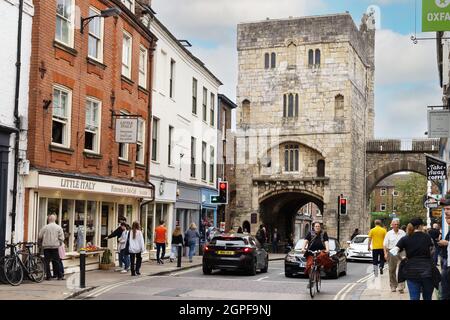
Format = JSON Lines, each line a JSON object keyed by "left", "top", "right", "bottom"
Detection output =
{"left": 375, "top": 29, "right": 439, "bottom": 86}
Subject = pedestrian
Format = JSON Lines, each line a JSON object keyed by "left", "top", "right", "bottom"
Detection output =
{"left": 428, "top": 223, "right": 441, "bottom": 266}
{"left": 368, "top": 220, "right": 387, "bottom": 276}
{"left": 438, "top": 199, "right": 450, "bottom": 300}
{"left": 392, "top": 218, "right": 438, "bottom": 300}
{"left": 272, "top": 228, "right": 279, "bottom": 253}
{"left": 170, "top": 226, "right": 183, "bottom": 263}
{"left": 154, "top": 220, "right": 167, "bottom": 264}
{"left": 256, "top": 225, "right": 267, "bottom": 246}
{"left": 237, "top": 226, "right": 243, "bottom": 233}
{"left": 104, "top": 216, "right": 128, "bottom": 272}
{"left": 128, "top": 221, "right": 145, "bottom": 276}
{"left": 383, "top": 219, "right": 406, "bottom": 293}
{"left": 350, "top": 228, "right": 360, "bottom": 241}
{"left": 38, "top": 214, "right": 64, "bottom": 280}
{"left": 118, "top": 223, "right": 130, "bottom": 273}
{"left": 185, "top": 223, "right": 200, "bottom": 262}
{"left": 401, "top": 225, "right": 407, "bottom": 233}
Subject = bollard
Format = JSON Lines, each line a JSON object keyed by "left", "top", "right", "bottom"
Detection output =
{"left": 177, "top": 244, "right": 182, "bottom": 268}
{"left": 80, "top": 250, "right": 86, "bottom": 288}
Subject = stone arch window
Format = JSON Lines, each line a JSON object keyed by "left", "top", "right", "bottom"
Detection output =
{"left": 283, "top": 93, "right": 299, "bottom": 118}
{"left": 308, "top": 49, "right": 314, "bottom": 66}
{"left": 241, "top": 99, "right": 251, "bottom": 123}
{"left": 317, "top": 159, "right": 325, "bottom": 177}
{"left": 284, "top": 144, "right": 299, "bottom": 172}
{"left": 335, "top": 94, "right": 344, "bottom": 119}
{"left": 287, "top": 43, "right": 296, "bottom": 66}
{"left": 315, "top": 49, "right": 321, "bottom": 65}
{"left": 264, "top": 53, "right": 270, "bottom": 69}
{"left": 271, "top": 52, "right": 276, "bottom": 68}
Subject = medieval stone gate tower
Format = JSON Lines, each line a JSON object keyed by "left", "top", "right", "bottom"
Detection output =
{"left": 233, "top": 13, "right": 375, "bottom": 242}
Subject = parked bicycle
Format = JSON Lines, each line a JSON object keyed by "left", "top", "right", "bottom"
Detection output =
{"left": 307, "top": 250, "right": 322, "bottom": 298}
{"left": 3, "top": 242, "right": 45, "bottom": 286}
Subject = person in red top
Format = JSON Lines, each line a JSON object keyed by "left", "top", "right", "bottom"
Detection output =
{"left": 154, "top": 220, "right": 167, "bottom": 264}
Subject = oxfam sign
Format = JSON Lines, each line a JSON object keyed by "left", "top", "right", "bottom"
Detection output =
{"left": 423, "top": 0, "right": 450, "bottom": 31}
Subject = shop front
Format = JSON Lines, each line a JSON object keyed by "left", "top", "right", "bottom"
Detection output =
{"left": 200, "top": 187, "right": 218, "bottom": 243}
{"left": 0, "top": 128, "right": 12, "bottom": 256}
{"left": 175, "top": 183, "right": 201, "bottom": 254}
{"left": 146, "top": 176, "right": 177, "bottom": 259}
{"left": 24, "top": 170, "right": 154, "bottom": 272}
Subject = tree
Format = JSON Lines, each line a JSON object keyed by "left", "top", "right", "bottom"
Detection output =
{"left": 394, "top": 173, "right": 427, "bottom": 226}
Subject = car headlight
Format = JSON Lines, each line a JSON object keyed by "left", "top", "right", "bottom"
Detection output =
{"left": 285, "top": 255, "right": 297, "bottom": 262}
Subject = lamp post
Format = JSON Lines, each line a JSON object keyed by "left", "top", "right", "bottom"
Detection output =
{"left": 80, "top": 7, "right": 121, "bottom": 34}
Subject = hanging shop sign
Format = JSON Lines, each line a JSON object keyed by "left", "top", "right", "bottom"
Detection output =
{"left": 426, "top": 155, "right": 447, "bottom": 181}
{"left": 423, "top": 0, "right": 450, "bottom": 32}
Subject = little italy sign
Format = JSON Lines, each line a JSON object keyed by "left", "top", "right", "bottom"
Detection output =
{"left": 423, "top": 0, "right": 450, "bottom": 32}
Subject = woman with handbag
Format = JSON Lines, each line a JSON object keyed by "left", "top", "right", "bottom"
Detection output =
{"left": 393, "top": 218, "right": 440, "bottom": 300}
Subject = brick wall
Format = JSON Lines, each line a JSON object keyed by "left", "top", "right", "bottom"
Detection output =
{"left": 28, "top": 0, "right": 156, "bottom": 183}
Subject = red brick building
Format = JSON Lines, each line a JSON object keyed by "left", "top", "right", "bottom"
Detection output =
{"left": 24, "top": 0, "right": 156, "bottom": 269}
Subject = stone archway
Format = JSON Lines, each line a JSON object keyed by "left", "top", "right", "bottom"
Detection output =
{"left": 366, "top": 160, "right": 426, "bottom": 199}
{"left": 259, "top": 190, "right": 324, "bottom": 243}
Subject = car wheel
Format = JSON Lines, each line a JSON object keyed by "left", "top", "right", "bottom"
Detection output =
{"left": 261, "top": 258, "right": 268, "bottom": 273}
{"left": 202, "top": 265, "right": 212, "bottom": 275}
{"left": 248, "top": 259, "right": 257, "bottom": 276}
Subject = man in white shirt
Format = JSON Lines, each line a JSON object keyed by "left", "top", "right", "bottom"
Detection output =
{"left": 383, "top": 219, "right": 406, "bottom": 293}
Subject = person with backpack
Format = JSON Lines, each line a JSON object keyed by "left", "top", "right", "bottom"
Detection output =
{"left": 256, "top": 225, "right": 267, "bottom": 246}
{"left": 301, "top": 222, "right": 332, "bottom": 284}
{"left": 185, "top": 223, "right": 200, "bottom": 262}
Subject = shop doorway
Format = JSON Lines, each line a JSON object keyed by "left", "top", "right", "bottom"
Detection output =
{"left": 0, "top": 132, "right": 10, "bottom": 256}
{"left": 101, "top": 203, "right": 114, "bottom": 248}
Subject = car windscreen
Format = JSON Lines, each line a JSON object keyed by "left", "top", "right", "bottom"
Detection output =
{"left": 294, "top": 239, "right": 305, "bottom": 250}
{"left": 353, "top": 237, "right": 368, "bottom": 244}
{"left": 210, "top": 237, "right": 248, "bottom": 246}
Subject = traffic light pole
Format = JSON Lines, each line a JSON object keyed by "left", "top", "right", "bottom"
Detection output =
{"left": 337, "top": 195, "right": 342, "bottom": 243}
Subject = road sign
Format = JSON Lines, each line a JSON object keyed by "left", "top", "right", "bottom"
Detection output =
{"left": 424, "top": 199, "right": 439, "bottom": 209}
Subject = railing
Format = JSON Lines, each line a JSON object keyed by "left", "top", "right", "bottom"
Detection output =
{"left": 366, "top": 139, "right": 440, "bottom": 152}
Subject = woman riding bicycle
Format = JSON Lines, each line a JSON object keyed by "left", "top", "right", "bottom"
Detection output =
{"left": 301, "top": 222, "right": 332, "bottom": 277}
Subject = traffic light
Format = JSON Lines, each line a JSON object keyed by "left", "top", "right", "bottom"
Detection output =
{"left": 218, "top": 181, "right": 228, "bottom": 204}
{"left": 339, "top": 197, "right": 347, "bottom": 215}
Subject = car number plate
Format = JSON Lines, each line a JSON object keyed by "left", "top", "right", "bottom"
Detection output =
{"left": 217, "top": 251, "right": 235, "bottom": 255}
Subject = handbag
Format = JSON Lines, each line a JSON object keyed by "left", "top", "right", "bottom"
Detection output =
{"left": 58, "top": 244, "right": 66, "bottom": 259}
{"left": 397, "top": 258, "right": 408, "bottom": 283}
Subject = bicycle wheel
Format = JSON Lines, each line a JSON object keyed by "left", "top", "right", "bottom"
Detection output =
{"left": 3, "top": 256, "right": 24, "bottom": 286}
{"left": 27, "top": 255, "right": 45, "bottom": 283}
{"left": 309, "top": 269, "right": 317, "bottom": 298}
{"left": 316, "top": 269, "right": 321, "bottom": 293}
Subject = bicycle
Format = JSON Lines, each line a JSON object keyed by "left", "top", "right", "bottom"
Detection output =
{"left": 306, "top": 250, "right": 322, "bottom": 298}
{"left": 3, "top": 242, "right": 46, "bottom": 286}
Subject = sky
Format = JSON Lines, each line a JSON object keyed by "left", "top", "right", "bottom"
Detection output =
{"left": 151, "top": 0, "right": 443, "bottom": 138}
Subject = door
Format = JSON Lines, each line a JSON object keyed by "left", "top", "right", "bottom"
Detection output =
{"left": 0, "top": 132, "right": 10, "bottom": 257}
{"left": 100, "top": 204, "right": 110, "bottom": 248}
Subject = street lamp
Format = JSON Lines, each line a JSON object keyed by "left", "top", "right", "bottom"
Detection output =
{"left": 80, "top": 7, "right": 121, "bottom": 34}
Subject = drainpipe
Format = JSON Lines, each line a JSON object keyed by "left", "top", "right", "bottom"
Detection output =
{"left": 11, "top": 0, "right": 25, "bottom": 243}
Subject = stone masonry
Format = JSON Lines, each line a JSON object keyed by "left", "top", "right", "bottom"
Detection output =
{"left": 233, "top": 13, "right": 375, "bottom": 242}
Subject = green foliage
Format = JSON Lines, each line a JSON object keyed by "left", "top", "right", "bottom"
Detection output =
{"left": 394, "top": 173, "right": 427, "bottom": 225}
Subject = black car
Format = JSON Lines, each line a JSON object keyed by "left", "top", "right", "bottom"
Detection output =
{"left": 202, "top": 234, "right": 269, "bottom": 275}
{"left": 284, "top": 237, "right": 347, "bottom": 279}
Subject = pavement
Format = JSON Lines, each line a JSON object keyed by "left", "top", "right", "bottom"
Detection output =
{"left": 340, "top": 266, "right": 440, "bottom": 300}
{"left": 0, "top": 254, "right": 287, "bottom": 300}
